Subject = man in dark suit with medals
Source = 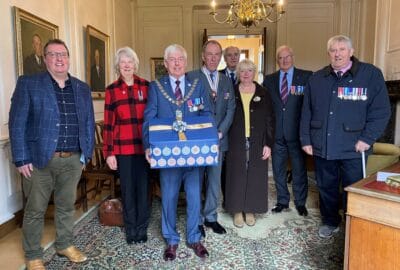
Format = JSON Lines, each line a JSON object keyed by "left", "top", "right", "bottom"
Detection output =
{"left": 263, "top": 45, "right": 312, "bottom": 217}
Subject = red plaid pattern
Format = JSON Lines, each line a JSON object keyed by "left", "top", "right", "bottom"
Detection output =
{"left": 103, "top": 75, "right": 149, "bottom": 157}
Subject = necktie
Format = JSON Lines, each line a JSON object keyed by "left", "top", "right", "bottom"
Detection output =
{"left": 230, "top": 72, "right": 236, "bottom": 84}
{"left": 281, "top": 72, "right": 288, "bottom": 104}
{"left": 210, "top": 73, "right": 214, "bottom": 83}
{"left": 175, "top": 80, "right": 182, "bottom": 101}
{"left": 337, "top": 71, "right": 343, "bottom": 79}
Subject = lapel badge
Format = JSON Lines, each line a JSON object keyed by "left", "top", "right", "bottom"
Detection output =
{"left": 253, "top": 96, "right": 261, "bottom": 102}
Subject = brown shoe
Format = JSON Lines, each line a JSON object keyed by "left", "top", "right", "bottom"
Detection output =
{"left": 56, "top": 246, "right": 87, "bottom": 263}
{"left": 26, "top": 259, "right": 45, "bottom": 270}
{"left": 187, "top": 242, "right": 209, "bottom": 259}
{"left": 245, "top": 213, "right": 256, "bottom": 226}
{"left": 163, "top": 244, "right": 178, "bottom": 261}
{"left": 233, "top": 213, "right": 244, "bottom": 228}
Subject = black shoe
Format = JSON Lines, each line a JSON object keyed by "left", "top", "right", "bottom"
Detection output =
{"left": 296, "top": 205, "right": 308, "bottom": 216}
{"left": 134, "top": 234, "right": 148, "bottom": 244}
{"left": 198, "top": 225, "right": 206, "bottom": 238}
{"left": 271, "top": 203, "right": 289, "bottom": 213}
{"left": 204, "top": 221, "right": 227, "bottom": 234}
{"left": 126, "top": 236, "right": 135, "bottom": 245}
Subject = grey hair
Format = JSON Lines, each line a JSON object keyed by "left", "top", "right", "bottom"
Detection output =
{"left": 236, "top": 59, "right": 256, "bottom": 75}
{"left": 202, "top": 40, "right": 222, "bottom": 54}
{"left": 276, "top": 45, "right": 294, "bottom": 59}
{"left": 114, "top": 47, "right": 139, "bottom": 75}
{"left": 223, "top": 46, "right": 240, "bottom": 57}
{"left": 163, "top": 44, "right": 187, "bottom": 61}
{"left": 327, "top": 35, "right": 353, "bottom": 52}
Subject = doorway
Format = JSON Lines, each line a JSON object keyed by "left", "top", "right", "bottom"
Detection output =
{"left": 208, "top": 34, "right": 265, "bottom": 83}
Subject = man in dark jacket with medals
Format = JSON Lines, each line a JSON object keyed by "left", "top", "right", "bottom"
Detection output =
{"left": 300, "top": 35, "right": 390, "bottom": 238}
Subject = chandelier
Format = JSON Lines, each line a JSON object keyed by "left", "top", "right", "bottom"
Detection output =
{"left": 210, "top": 0, "right": 285, "bottom": 32}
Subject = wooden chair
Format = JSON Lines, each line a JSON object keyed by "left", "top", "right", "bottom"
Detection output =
{"left": 83, "top": 121, "right": 119, "bottom": 200}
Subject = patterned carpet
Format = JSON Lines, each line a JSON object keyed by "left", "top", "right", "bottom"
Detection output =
{"left": 41, "top": 198, "right": 345, "bottom": 270}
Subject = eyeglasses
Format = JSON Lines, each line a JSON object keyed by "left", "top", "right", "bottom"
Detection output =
{"left": 46, "top": 52, "right": 69, "bottom": 59}
{"left": 278, "top": 55, "right": 293, "bottom": 61}
{"left": 166, "top": 57, "right": 185, "bottom": 63}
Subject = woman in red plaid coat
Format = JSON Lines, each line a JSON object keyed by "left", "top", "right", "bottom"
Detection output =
{"left": 103, "top": 47, "right": 150, "bottom": 244}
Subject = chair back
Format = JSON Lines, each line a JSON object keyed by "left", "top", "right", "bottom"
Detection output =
{"left": 89, "top": 121, "right": 107, "bottom": 170}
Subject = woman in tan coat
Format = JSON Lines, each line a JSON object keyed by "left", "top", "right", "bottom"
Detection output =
{"left": 225, "top": 59, "right": 275, "bottom": 227}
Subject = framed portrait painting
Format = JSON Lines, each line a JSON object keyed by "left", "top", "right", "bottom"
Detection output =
{"left": 14, "top": 7, "right": 59, "bottom": 76}
{"left": 150, "top": 57, "right": 168, "bottom": 80}
{"left": 86, "top": 25, "right": 109, "bottom": 99}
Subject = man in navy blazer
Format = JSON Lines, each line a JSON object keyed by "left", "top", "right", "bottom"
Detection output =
{"left": 219, "top": 46, "right": 240, "bottom": 85}
{"left": 9, "top": 39, "right": 94, "bottom": 269}
{"left": 187, "top": 40, "right": 236, "bottom": 237}
{"left": 263, "top": 45, "right": 312, "bottom": 217}
{"left": 143, "top": 44, "right": 212, "bottom": 261}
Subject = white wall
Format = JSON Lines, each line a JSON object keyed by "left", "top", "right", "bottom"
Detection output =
{"left": 0, "top": 0, "right": 133, "bottom": 224}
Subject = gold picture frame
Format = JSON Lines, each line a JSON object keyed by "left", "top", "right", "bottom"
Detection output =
{"left": 14, "top": 7, "right": 59, "bottom": 77}
{"left": 150, "top": 57, "right": 168, "bottom": 80}
{"left": 86, "top": 25, "right": 109, "bottom": 99}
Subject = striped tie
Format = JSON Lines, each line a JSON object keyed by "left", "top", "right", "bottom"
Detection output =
{"left": 281, "top": 72, "right": 288, "bottom": 104}
{"left": 175, "top": 80, "right": 182, "bottom": 100}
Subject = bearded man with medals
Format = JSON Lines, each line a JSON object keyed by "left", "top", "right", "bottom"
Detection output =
{"left": 142, "top": 44, "right": 212, "bottom": 261}
{"left": 187, "top": 40, "right": 236, "bottom": 237}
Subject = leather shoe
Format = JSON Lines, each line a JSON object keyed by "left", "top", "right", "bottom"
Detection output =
{"left": 187, "top": 242, "right": 209, "bottom": 259}
{"left": 135, "top": 234, "right": 148, "bottom": 244}
{"left": 126, "top": 236, "right": 135, "bottom": 245}
{"left": 163, "top": 244, "right": 178, "bottom": 261}
{"left": 56, "top": 246, "right": 87, "bottom": 263}
{"left": 26, "top": 259, "right": 45, "bottom": 270}
{"left": 271, "top": 203, "right": 289, "bottom": 213}
{"left": 296, "top": 205, "right": 308, "bottom": 216}
{"left": 204, "top": 221, "right": 226, "bottom": 234}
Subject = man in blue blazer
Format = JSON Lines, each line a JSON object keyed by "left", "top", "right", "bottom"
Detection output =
{"left": 187, "top": 40, "right": 236, "bottom": 237}
{"left": 143, "top": 44, "right": 212, "bottom": 261}
{"left": 9, "top": 39, "right": 95, "bottom": 270}
{"left": 263, "top": 45, "right": 312, "bottom": 217}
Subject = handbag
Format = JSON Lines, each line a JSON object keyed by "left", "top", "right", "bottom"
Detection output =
{"left": 98, "top": 198, "right": 124, "bottom": 226}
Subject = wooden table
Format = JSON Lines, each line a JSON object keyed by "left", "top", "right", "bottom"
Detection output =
{"left": 344, "top": 162, "right": 400, "bottom": 270}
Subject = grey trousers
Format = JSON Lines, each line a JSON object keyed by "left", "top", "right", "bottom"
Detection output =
{"left": 200, "top": 151, "right": 225, "bottom": 223}
{"left": 22, "top": 153, "right": 82, "bottom": 260}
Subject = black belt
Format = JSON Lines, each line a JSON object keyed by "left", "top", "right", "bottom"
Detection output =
{"left": 53, "top": 152, "right": 75, "bottom": 158}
